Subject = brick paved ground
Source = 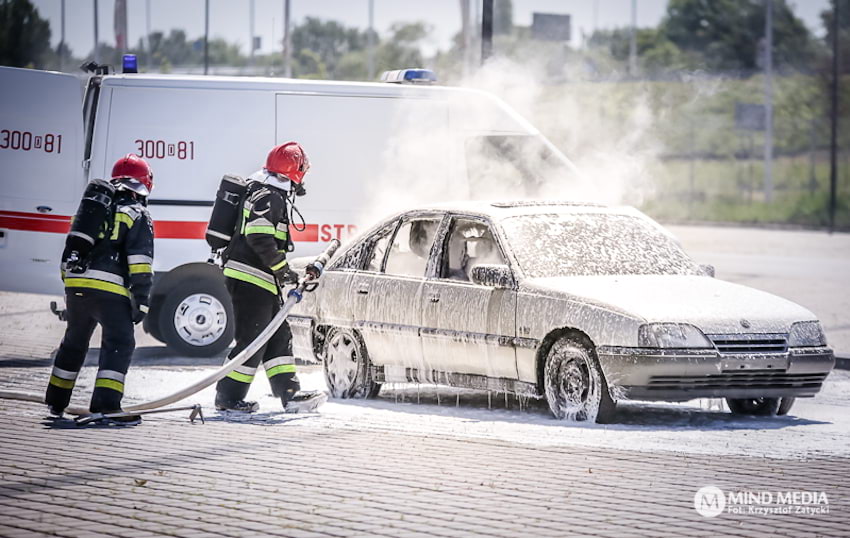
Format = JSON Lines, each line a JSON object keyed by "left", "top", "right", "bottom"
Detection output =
{"left": 0, "top": 360, "right": 847, "bottom": 538}
{"left": 1, "top": 290, "right": 848, "bottom": 536}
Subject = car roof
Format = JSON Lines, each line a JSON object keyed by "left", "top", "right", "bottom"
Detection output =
{"left": 405, "top": 200, "right": 640, "bottom": 221}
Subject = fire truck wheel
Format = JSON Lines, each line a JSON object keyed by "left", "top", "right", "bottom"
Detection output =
{"left": 158, "top": 277, "right": 235, "bottom": 357}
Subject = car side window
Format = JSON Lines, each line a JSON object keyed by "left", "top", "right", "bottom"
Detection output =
{"left": 365, "top": 230, "right": 393, "bottom": 272}
{"left": 442, "top": 218, "right": 506, "bottom": 282}
{"left": 332, "top": 242, "right": 368, "bottom": 271}
{"left": 384, "top": 217, "right": 441, "bottom": 277}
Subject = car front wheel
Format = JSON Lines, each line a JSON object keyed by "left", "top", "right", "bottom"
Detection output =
{"left": 726, "top": 397, "right": 781, "bottom": 416}
{"left": 544, "top": 336, "right": 616, "bottom": 423}
{"left": 322, "top": 327, "right": 380, "bottom": 399}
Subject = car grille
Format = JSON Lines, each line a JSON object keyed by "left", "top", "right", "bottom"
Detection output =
{"left": 707, "top": 334, "right": 788, "bottom": 354}
{"left": 646, "top": 371, "right": 827, "bottom": 391}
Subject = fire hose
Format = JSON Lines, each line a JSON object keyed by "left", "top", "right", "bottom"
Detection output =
{"left": 0, "top": 239, "right": 340, "bottom": 423}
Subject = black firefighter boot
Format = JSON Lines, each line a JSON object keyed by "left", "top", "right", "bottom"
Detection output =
{"left": 273, "top": 372, "right": 326, "bottom": 413}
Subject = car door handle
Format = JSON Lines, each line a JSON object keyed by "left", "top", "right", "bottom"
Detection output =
{"left": 428, "top": 294, "right": 440, "bottom": 303}
{"left": 356, "top": 286, "right": 369, "bottom": 295}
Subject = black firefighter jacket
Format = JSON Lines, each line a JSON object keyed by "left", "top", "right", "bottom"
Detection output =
{"left": 61, "top": 192, "right": 154, "bottom": 309}
{"left": 222, "top": 180, "right": 291, "bottom": 295}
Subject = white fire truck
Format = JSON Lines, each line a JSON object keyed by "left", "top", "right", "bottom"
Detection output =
{"left": 0, "top": 64, "right": 577, "bottom": 357}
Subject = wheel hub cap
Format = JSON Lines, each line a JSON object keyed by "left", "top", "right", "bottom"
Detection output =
{"left": 174, "top": 293, "right": 227, "bottom": 346}
{"left": 326, "top": 333, "right": 358, "bottom": 394}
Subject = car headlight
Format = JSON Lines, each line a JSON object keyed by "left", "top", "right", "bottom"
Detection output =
{"left": 638, "top": 323, "right": 712, "bottom": 349}
{"left": 788, "top": 321, "right": 827, "bottom": 347}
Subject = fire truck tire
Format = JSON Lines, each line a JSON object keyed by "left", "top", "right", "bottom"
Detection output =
{"left": 143, "top": 298, "right": 165, "bottom": 343}
{"left": 158, "top": 276, "right": 235, "bottom": 357}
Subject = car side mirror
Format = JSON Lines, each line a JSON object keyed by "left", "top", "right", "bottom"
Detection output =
{"left": 698, "top": 264, "right": 715, "bottom": 278}
{"left": 470, "top": 264, "right": 513, "bottom": 289}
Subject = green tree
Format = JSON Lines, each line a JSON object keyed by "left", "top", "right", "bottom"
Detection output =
{"left": 375, "top": 22, "right": 429, "bottom": 73}
{"left": 661, "top": 0, "right": 817, "bottom": 72}
{"left": 292, "top": 17, "right": 368, "bottom": 78}
{"left": 0, "top": 0, "right": 51, "bottom": 68}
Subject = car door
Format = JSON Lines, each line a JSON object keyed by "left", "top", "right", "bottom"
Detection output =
{"left": 349, "top": 219, "right": 396, "bottom": 340}
{"left": 356, "top": 215, "right": 443, "bottom": 379}
{"left": 420, "top": 215, "right": 518, "bottom": 380}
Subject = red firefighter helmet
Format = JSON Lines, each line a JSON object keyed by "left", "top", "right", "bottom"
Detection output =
{"left": 264, "top": 142, "right": 310, "bottom": 184}
{"left": 111, "top": 154, "right": 154, "bottom": 196}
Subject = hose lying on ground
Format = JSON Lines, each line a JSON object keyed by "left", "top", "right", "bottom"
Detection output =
{"left": 0, "top": 239, "right": 340, "bottom": 417}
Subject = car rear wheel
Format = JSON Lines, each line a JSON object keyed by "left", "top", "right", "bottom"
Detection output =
{"left": 544, "top": 337, "right": 616, "bottom": 423}
{"left": 322, "top": 327, "right": 380, "bottom": 399}
{"left": 726, "top": 397, "right": 781, "bottom": 416}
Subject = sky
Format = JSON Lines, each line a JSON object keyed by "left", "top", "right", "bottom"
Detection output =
{"left": 33, "top": 0, "right": 833, "bottom": 60}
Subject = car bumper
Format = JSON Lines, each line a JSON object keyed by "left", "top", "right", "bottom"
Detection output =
{"left": 597, "top": 346, "right": 834, "bottom": 401}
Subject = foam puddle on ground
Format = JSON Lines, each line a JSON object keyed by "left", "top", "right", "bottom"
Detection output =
{"left": 62, "top": 366, "right": 850, "bottom": 460}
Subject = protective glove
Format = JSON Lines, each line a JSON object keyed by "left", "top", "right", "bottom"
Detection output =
{"left": 132, "top": 300, "right": 149, "bottom": 325}
{"left": 294, "top": 183, "right": 307, "bottom": 197}
{"left": 274, "top": 264, "right": 300, "bottom": 286}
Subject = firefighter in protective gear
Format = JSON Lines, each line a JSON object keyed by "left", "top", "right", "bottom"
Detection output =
{"left": 45, "top": 154, "right": 155, "bottom": 423}
{"left": 215, "top": 141, "right": 317, "bottom": 413}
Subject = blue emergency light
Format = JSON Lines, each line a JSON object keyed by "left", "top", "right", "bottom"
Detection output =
{"left": 122, "top": 54, "right": 138, "bottom": 74}
{"left": 380, "top": 68, "right": 437, "bottom": 84}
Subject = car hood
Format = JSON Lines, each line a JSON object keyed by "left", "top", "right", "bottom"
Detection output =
{"left": 523, "top": 275, "right": 816, "bottom": 334}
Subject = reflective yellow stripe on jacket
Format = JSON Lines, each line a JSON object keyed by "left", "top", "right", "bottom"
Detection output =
{"left": 64, "top": 278, "right": 130, "bottom": 298}
{"left": 223, "top": 261, "right": 278, "bottom": 295}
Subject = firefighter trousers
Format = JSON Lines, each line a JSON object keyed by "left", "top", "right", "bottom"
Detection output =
{"left": 45, "top": 290, "right": 135, "bottom": 413}
{"left": 215, "top": 278, "right": 300, "bottom": 405}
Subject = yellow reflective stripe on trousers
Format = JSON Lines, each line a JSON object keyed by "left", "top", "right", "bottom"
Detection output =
{"left": 274, "top": 230, "right": 288, "bottom": 240}
{"left": 95, "top": 378, "right": 124, "bottom": 393}
{"left": 226, "top": 370, "right": 255, "bottom": 383}
{"left": 266, "top": 364, "right": 296, "bottom": 378}
{"left": 223, "top": 268, "right": 278, "bottom": 294}
{"left": 64, "top": 278, "right": 130, "bottom": 298}
{"left": 270, "top": 259, "right": 288, "bottom": 271}
{"left": 49, "top": 375, "right": 75, "bottom": 389}
{"left": 129, "top": 263, "right": 152, "bottom": 274}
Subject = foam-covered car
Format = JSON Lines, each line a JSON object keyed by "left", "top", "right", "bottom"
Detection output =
{"left": 289, "top": 201, "right": 834, "bottom": 422}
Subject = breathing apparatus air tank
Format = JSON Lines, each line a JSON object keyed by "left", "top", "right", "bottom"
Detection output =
{"left": 205, "top": 174, "right": 247, "bottom": 251}
{"left": 64, "top": 178, "right": 116, "bottom": 273}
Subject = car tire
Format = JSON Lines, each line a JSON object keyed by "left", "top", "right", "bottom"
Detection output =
{"left": 143, "top": 297, "right": 165, "bottom": 343}
{"left": 726, "top": 397, "right": 781, "bottom": 416}
{"left": 158, "top": 277, "right": 234, "bottom": 357}
{"left": 322, "top": 327, "right": 380, "bottom": 399}
{"left": 777, "top": 397, "right": 796, "bottom": 416}
{"left": 544, "top": 336, "right": 616, "bottom": 423}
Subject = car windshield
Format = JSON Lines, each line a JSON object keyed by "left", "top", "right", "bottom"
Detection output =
{"left": 501, "top": 213, "right": 699, "bottom": 278}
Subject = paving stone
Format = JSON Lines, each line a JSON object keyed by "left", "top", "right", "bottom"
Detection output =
{"left": 0, "top": 361, "right": 847, "bottom": 537}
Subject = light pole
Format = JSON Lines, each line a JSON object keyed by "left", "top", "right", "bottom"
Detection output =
{"left": 145, "top": 0, "right": 151, "bottom": 70}
{"left": 367, "top": 0, "right": 375, "bottom": 79}
{"left": 284, "top": 0, "right": 292, "bottom": 78}
{"left": 250, "top": 0, "right": 255, "bottom": 67}
{"left": 481, "top": 0, "right": 493, "bottom": 64}
{"left": 629, "top": 0, "right": 637, "bottom": 76}
{"left": 204, "top": 0, "right": 210, "bottom": 75}
{"left": 829, "top": 0, "right": 840, "bottom": 232}
{"left": 59, "top": 0, "right": 65, "bottom": 70}
{"left": 93, "top": 0, "right": 99, "bottom": 63}
{"left": 763, "top": 0, "right": 774, "bottom": 203}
